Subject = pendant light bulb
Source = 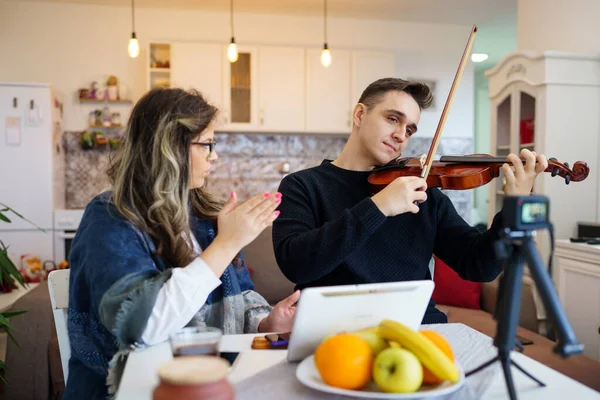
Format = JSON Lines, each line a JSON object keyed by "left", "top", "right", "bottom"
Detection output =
{"left": 228, "top": 37, "right": 239, "bottom": 63}
{"left": 128, "top": 0, "right": 139, "bottom": 58}
{"left": 321, "top": 44, "right": 331, "bottom": 68}
{"left": 128, "top": 32, "right": 140, "bottom": 58}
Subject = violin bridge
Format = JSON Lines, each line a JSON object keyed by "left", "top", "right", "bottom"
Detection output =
{"left": 419, "top": 154, "right": 427, "bottom": 169}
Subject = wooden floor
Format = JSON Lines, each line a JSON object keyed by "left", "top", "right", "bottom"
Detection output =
{"left": 0, "top": 332, "right": 6, "bottom": 362}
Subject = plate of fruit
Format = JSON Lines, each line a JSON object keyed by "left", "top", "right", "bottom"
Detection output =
{"left": 296, "top": 319, "right": 465, "bottom": 398}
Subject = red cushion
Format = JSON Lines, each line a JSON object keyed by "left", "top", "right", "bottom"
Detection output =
{"left": 431, "top": 256, "right": 482, "bottom": 310}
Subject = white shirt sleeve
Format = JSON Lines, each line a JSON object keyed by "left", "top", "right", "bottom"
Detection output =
{"left": 140, "top": 234, "right": 221, "bottom": 345}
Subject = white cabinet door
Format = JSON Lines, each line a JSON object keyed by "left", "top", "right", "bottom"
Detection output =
{"left": 258, "top": 46, "right": 306, "bottom": 132}
{"left": 170, "top": 43, "right": 224, "bottom": 109}
{"left": 305, "top": 48, "right": 352, "bottom": 134}
{"left": 557, "top": 257, "right": 600, "bottom": 361}
{"left": 351, "top": 51, "right": 395, "bottom": 104}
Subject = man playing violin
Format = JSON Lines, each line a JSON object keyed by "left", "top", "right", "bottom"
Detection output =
{"left": 272, "top": 77, "right": 549, "bottom": 323}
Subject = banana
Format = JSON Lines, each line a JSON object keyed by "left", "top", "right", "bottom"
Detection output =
{"left": 378, "top": 319, "right": 460, "bottom": 383}
{"left": 352, "top": 326, "right": 379, "bottom": 335}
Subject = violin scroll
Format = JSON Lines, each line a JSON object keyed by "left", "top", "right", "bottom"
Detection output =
{"left": 547, "top": 158, "right": 589, "bottom": 185}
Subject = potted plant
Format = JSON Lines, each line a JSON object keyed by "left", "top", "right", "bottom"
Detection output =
{"left": 0, "top": 202, "right": 29, "bottom": 384}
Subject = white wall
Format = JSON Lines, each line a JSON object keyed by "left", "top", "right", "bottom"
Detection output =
{"left": 518, "top": 0, "right": 600, "bottom": 53}
{"left": 0, "top": 1, "right": 474, "bottom": 141}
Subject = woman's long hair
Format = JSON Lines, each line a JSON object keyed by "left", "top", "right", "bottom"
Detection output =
{"left": 107, "top": 88, "right": 224, "bottom": 267}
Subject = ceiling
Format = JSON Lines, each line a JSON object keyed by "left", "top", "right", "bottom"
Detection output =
{"left": 17, "top": 0, "right": 516, "bottom": 25}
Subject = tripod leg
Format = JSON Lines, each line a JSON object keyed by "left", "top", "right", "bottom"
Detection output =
{"left": 500, "top": 353, "right": 518, "bottom": 400}
{"left": 494, "top": 248, "right": 525, "bottom": 353}
{"left": 465, "top": 355, "right": 498, "bottom": 377}
{"left": 522, "top": 238, "right": 584, "bottom": 357}
{"left": 511, "top": 359, "right": 546, "bottom": 387}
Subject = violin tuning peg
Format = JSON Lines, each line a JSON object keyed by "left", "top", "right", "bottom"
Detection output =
{"left": 564, "top": 162, "right": 570, "bottom": 168}
{"left": 565, "top": 175, "right": 571, "bottom": 185}
{"left": 549, "top": 157, "right": 557, "bottom": 162}
{"left": 551, "top": 168, "right": 559, "bottom": 177}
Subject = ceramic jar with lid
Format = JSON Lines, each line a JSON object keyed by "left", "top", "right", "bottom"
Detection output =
{"left": 153, "top": 356, "right": 235, "bottom": 400}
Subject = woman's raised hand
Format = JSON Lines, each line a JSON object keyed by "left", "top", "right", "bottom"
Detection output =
{"left": 215, "top": 191, "right": 282, "bottom": 250}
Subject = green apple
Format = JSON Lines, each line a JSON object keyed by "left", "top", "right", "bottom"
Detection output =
{"left": 352, "top": 331, "right": 388, "bottom": 356}
{"left": 372, "top": 348, "right": 423, "bottom": 393}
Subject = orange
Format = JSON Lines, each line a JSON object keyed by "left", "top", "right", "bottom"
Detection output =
{"left": 419, "top": 330, "right": 455, "bottom": 385}
{"left": 314, "top": 333, "right": 374, "bottom": 390}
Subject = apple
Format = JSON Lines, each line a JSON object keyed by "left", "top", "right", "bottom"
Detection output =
{"left": 352, "top": 331, "right": 388, "bottom": 356}
{"left": 372, "top": 348, "right": 423, "bottom": 393}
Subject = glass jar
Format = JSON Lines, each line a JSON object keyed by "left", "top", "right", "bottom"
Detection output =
{"left": 153, "top": 356, "right": 235, "bottom": 400}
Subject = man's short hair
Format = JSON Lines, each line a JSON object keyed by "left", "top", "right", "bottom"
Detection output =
{"left": 358, "top": 77, "right": 433, "bottom": 111}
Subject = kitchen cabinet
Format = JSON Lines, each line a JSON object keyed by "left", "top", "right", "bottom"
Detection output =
{"left": 305, "top": 48, "right": 352, "bottom": 134}
{"left": 257, "top": 46, "right": 306, "bottom": 132}
{"left": 221, "top": 45, "right": 259, "bottom": 130}
{"left": 170, "top": 43, "right": 224, "bottom": 110}
{"left": 148, "top": 42, "right": 396, "bottom": 135}
{"left": 351, "top": 51, "right": 396, "bottom": 105}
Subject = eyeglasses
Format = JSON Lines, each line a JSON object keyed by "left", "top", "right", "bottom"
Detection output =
{"left": 191, "top": 140, "right": 217, "bottom": 156}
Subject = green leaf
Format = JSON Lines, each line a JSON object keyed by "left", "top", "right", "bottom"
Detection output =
{"left": 0, "top": 245, "right": 27, "bottom": 289}
{"left": 4, "top": 328, "right": 19, "bottom": 347}
{"left": 0, "top": 314, "right": 15, "bottom": 330}
{"left": 0, "top": 203, "right": 23, "bottom": 219}
{"left": 0, "top": 359, "right": 8, "bottom": 386}
{"left": 1, "top": 310, "right": 27, "bottom": 318}
{"left": 0, "top": 202, "right": 44, "bottom": 231}
{"left": 0, "top": 212, "right": 10, "bottom": 223}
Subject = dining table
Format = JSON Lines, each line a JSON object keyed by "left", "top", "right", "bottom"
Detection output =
{"left": 116, "top": 323, "right": 600, "bottom": 399}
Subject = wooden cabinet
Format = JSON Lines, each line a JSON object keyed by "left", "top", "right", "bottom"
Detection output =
{"left": 555, "top": 240, "right": 600, "bottom": 361}
{"left": 305, "top": 48, "right": 352, "bottom": 134}
{"left": 170, "top": 43, "right": 224, "bottom": 109}
{"left": 258, "top": 46, "right": 306, "bottom": 132}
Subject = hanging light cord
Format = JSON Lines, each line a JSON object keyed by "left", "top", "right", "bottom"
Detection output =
{"left": 230, "top": 0, "right": 235, "bottom": 39}
{"left": 131, "top": 0, "right": 136, "bottom": 33}
{"left": 323, "top": 0, "right": 327, "bottom": 44}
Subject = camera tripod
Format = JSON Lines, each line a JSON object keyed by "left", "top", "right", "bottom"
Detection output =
{"left": 465, "top": 229, "right": 584, "bottom": 400}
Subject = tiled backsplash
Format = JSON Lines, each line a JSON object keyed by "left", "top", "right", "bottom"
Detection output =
{"left": 63, "top": 131, "right": 473, "bottom": 224}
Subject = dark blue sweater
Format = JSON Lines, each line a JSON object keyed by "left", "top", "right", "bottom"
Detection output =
{"left": 272, "top": 160, "right": 503, "bottom": 324}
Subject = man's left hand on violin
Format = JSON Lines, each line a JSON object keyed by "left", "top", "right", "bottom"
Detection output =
{"left": 502, "top": 149, "right": 549, "bottom": 196}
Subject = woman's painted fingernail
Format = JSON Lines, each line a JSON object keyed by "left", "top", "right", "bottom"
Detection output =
{"left": 264, "top": 192, "right": 270, "bottom": 198}
{"left": 230, "top": 191, "right": 235, "bottom": 198}
{"left": 276, "top": 198, "right": 282, "bottom": 204}
{"left": 274, "top": 210, "right": 280, "bottom": 217}
{"left": 275, "top": 192, "right": 282, "bottom": 199}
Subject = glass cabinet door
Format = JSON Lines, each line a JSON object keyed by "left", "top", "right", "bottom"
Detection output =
{"left": 518, "top": 91, "right": 536, "bottom": 152}
{"left": 221, "top": 46, "right": 258, "bottom": 130}
{"left": 230, "top": 52, "right": 251, "bottom": 123}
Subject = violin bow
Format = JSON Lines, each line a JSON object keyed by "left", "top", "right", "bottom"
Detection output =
{"left": 420, "top": 25, "right": 478, "bottom": 180}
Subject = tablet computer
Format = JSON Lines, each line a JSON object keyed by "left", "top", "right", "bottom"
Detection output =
{"left": 286, "top": 280, "right": 434, "bottom": 362}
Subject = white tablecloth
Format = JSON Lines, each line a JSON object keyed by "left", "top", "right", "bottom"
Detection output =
{"left": 234, "top": 323, "right": 500, "bottom": 399}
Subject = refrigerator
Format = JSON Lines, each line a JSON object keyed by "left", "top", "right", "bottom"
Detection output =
{"left": 0, "top": 82, "right": 65, "bottom": 267}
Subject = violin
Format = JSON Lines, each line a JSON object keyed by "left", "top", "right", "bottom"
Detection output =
{"left": 367, "top": 24, "right": 590, "bottom": 194}
{"left": 368, "top": 155, "right": 590, "bottom": 194}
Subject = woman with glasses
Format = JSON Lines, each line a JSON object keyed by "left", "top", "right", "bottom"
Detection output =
{"left": 63, "top": 88, "right": 299, "bottom": 399}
